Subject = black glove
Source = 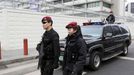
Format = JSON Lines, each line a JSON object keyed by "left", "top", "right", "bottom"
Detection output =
{"left": 71, "top": 67, "right": 78, "bottom": 75}
{"left": 45, "top": 65, "right": 53, "bottom": 71}
{"left": 36, "top": 43, "right": 41, "bottom": 51}
{"left": 53, "top": 62, "right": 59, "bottom": 69}
{"left": 35, "top": 55, "right": 39, "bottom": 59}
{"left": 71, "top": 71, "right": 77, "bottom": 75}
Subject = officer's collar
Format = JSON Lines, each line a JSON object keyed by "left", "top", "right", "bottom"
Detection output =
{"left": 45, "top": 28, "right": 53, "bottom": 33}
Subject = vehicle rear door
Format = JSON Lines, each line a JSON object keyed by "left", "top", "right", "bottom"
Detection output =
{"left": 102, "top": 26, "right": 114, "bottom": 52}
{"left": 111, "top": 25, "right": 123, "bottom": 51}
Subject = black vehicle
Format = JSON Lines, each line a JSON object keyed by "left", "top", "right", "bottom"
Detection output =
{"left": 59, "top": 22, "right": 131, "bottom": 71}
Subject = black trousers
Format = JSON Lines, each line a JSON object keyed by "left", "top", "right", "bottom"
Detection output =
{"left": 63, "top": 66, "right": 82, "bottom": 75}
{"left": 40, "top": 60, "right": 54, "bottom": 75}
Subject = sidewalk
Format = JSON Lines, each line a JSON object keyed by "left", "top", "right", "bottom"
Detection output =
{"left": 0, "top": 48, "right": 38, "bottom": 69}
{"left": 0, "top": 39, "right": 133, "bottom": 70}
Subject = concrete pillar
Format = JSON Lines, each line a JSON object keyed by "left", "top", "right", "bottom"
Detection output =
{"left": 111, "top": 0, "right": 126, "bottom": 16}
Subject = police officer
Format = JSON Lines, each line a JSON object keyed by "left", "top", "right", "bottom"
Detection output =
{"left": 36, "top": 16, "right": 60, "bottom": 75}
{"left": 106, "top": 11, "right": 115, "bottom": 24}
{"left": 63, "top": 22, "right": 87, "bottom": 75}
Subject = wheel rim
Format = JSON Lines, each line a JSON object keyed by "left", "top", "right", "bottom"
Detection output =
{"left": 94, "top": 55, "right": 100, "bottom": 68}
{"left": 124, "top": 46, "right": 128, "bottom": 54}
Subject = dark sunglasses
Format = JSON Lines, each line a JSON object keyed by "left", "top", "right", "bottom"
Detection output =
{"left": 42, "top": 22, "right": 48, "bottom": 24}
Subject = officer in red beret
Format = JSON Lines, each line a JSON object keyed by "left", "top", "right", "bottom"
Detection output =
{"left": 63, "top": 22, "right": 87, "bottom": 75}
{"left": 106, "top": 11, "right": 115, "bottom": 24}
{"left": 36, "top": 16, "right": 60, "bottom": 75}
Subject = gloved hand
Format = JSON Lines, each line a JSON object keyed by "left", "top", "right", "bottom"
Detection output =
{"left": 45, "top": 65, "right": 53, "bottom": 71}
{"left": 71, "top": 67, "right": 78, "bottom": 75}
{"left": 53, "top": 62, "right": 59, "bottom": 69}
{"left": 35, "top": 55, "right": 39, "bottom": 59}
{"left": 36, "top": 43, "right": 41, "bottom": 51}
{"left": 71, "top": 71, "right": 77, "bottom": 75}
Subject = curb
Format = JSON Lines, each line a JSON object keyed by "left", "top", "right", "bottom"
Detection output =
{"left": 0, "top": 55, "right": 37, "bottom": 70}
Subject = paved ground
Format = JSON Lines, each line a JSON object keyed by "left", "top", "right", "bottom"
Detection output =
{"left": 0, "top": 42, "right": 134, "bottom": 75}
{"left": 24, "top": 41, "right": 134, "bottom": 75}
{"left": 0, "top": 48, "right": 38, "bottom": 61}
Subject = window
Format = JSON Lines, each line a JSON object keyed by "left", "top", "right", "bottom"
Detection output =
{"left": 119, "top": 26, "right": 129, "bottom": 34}
{"left": 103, "top": 2, "right": 111, "bottom": 8}
{"left": 131, "top": 3, "right": 134, "bottom": 13}
{"left": 103, "top": 26, "right": 112, "bottom": 36}
{"left": 54, "top": 0, "right": 62, "bottom": 4}
{"left": 87, "top": 1, "right": 100, "bottom": 8}
{"left": 63, "top": 0, "right": 77, "bottom": 3}
{"left": 74, "top": 4, "right": 85, "bottom": 8}
{"left": 120, "top": 27, "right": 128, "bottom": 34}
{"left": 96, "top": 2, "right": 99, "bottom": 6}
{"left": 112, "top": 26, "right": 122, "bottom": 36}
{"left": 82, "top": 26, "right": 103, "bottom": 37}
{"left": 126, "top": 4, "right": 128, "bottom": 11}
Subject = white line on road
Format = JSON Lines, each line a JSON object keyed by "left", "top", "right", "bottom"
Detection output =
{"left": 118, "top": 56, "right": 134, "bottom": 61}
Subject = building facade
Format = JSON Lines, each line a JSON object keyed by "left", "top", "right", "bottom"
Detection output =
{"left": 0, "top": 0, "right": 126, "bottom": 17}
{"left": 125, "top": 1, "right": 134, "bottom": 16}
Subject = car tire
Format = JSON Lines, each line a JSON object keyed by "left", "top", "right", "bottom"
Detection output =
{"left": 121, "top": 44, "right": 128, "bottom": 56}
{"left": 89, "top": 51, "right": 101, "bottom": 71}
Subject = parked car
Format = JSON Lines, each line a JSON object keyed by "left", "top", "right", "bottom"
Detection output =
{"left": 59, "top": 22, "right": 131, "bottom": 71}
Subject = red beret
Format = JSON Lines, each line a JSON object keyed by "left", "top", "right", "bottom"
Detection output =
{"left": 66, "top": 22, "right": 78, "bottom": 28}
{"left": 42, "top": 16, "right": 52, "bottom": 21}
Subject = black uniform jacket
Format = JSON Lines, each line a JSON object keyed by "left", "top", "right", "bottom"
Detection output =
{"left": 106, "top": 14, "right": 115, "bottom": 24}
{"left": 36, "top": 28, "right": 60, "bottom": 69}
{"left": 63, "top": 27, "right": 87, "bottom": 72}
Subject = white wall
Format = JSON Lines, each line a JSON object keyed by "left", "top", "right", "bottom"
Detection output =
{"left": 0, "top": 8, "right": 133, "bottom": 51}
{"left": 0, "top": 8, "right": 89, "bottom": 50}
{"left": 0, "top": 10, "right": 6, "bottom": 51}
